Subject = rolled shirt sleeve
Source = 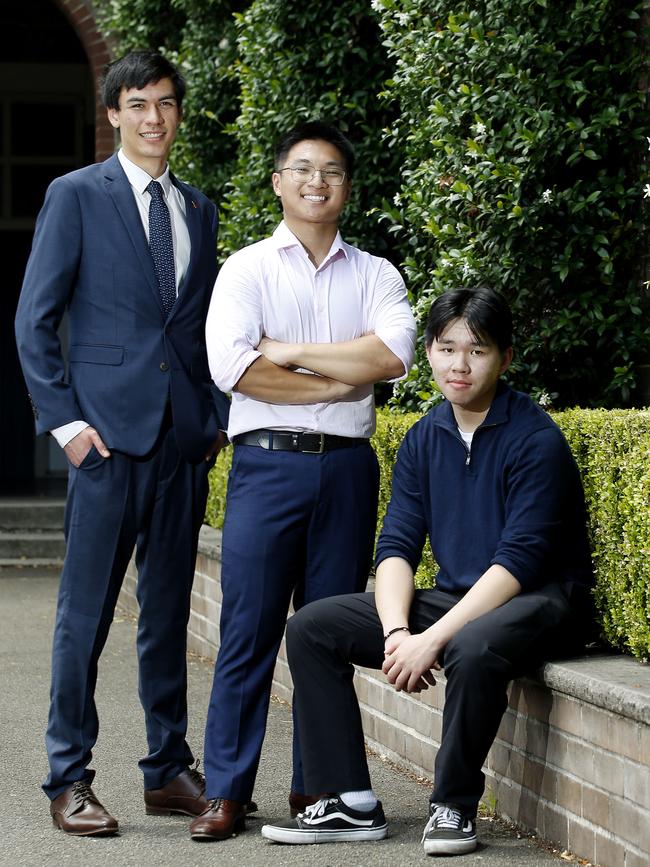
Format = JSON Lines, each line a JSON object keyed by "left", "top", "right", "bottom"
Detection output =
{"left": 370, "top": 260, "right": 416, "bottom": 381}
{"left": 205, "top": 252, "right": 263, "bottom": 393}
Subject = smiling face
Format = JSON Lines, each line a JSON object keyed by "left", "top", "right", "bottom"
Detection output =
{"left": 107, "top": 77, "right": 181, "bottom": 177}
{"left": 426, "top": 318, "right": 513, "bottom": 429}
{"left": 272, "top": 138, "right": 351, "bottom": 232}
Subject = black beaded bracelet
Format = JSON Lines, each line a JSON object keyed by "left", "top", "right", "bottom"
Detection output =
{"left": 384, "top": 626, "right": 410, "bottom": 641}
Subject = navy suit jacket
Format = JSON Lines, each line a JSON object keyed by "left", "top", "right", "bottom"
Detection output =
{"left": 15, "top": 154, "right": 228, "bottom": 464}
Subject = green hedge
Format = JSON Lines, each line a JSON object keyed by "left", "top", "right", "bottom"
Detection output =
{"left": 207, "top": 406, "right": 650, "bottom": 660}
{"left": 374, "top": 0, "right": 650, "bottom": 410}
{"left": 216, "top": 0, "right": 401, "bottom": 260}
{"left": 553, "top": 408, "right": 650, "bottom": 660}
{"left": 101, "top": 0, "right": 650, "bottom": 406}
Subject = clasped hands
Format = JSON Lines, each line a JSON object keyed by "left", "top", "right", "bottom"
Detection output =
{"left": 382, "top": 630, "right": 443, "bottom": 694}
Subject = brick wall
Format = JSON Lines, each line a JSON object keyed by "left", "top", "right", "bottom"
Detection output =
{"left": 120, "top": 525, "right": 650, "bottom": 867}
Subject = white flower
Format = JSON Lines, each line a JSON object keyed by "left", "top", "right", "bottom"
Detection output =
{"left": 646, "top": 136, "right": 650, "bottom": 150}
{"left": 393, "top": 193, "right": 401, "bottom": 205}
{"left": 462, "top": 165, "right": 471, "bottom": 173}
{"left": 218, "top": 38, "right": 229, "bottom": 50}
{"left": 371, "top": 0, "right": 383, "bottom": 11}
{"left": 462, "top": 262, "right": 472, "bottom": 278}
{"left": 397, "top": 12, "right": 410, "bottom": 25}
{"left": 474, "top": 122, "right": 486, "bottom": 135}
{"left": 542, "top": 189, "right": 553, "bottom": 203}
{"left": 644, "top": 183, "right": 650, "bottom": 199}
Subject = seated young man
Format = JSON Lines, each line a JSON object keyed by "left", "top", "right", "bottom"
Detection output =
{"left": 260, "top": 287, "right": 595, "bottom": 856}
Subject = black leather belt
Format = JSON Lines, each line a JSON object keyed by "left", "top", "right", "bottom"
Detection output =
{"left": 233, "top": 429, "right": 368, "bottom": 454}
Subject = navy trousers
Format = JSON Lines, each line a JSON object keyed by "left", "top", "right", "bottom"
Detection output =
{"left": 286, "top": 583, "right": 593, "bottom": 817}
{"left": 203, "top": 442, "right": 379, "bottom": 801}
{"left": 43, "top": 423, "right": 210, "bottom": 799}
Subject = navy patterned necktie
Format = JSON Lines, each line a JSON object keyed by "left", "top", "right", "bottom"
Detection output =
{"left": 147, "top": 180, "right": 176, "bottom": 316}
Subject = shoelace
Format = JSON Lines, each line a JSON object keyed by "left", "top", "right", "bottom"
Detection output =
{"left": 301, "top": 797, "right": 339, "bottom": 820}
{"left": 187, "top": 759, "right": 205, "bottom": 789}
{"left": 71, "top": 780, "right": 98, "bottom": 806}
{"left": 421, "top": 804, "right": 462, "bottom": 841}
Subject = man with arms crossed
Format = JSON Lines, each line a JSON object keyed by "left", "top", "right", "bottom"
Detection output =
{"left": 192, "top": 122, "right": 416, "bottom": 840}
{"left": 15, "top": 51, "right": 229, "bottom": 835}
{"left": 261, "top": 287, "right": 594, "bottom": 856}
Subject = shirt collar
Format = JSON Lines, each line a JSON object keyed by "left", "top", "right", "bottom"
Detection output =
{"left": 271, "top": 220, "right": 350, "bottom": 265}
{"left": 118, "top": 148, "right": 172, "bottom": 197}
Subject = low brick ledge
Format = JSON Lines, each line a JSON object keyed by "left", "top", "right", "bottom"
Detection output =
{"left": 538, "top": 656, "right": 650, "bottom": 727}
{"left": 120, "top": 524, "right": 650, "bottom": 867}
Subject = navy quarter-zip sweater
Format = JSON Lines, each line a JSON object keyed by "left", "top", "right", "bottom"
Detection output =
{"left": 376, "top": 383, "right": 594, "bottom": 594}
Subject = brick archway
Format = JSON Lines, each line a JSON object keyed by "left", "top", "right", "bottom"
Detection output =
{"left": 52, "top": 0, "right": 115, "bottom": 161}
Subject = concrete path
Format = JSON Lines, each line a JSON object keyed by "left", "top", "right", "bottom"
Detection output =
{"left": 0, "top": 568, "right": 569, "bottom": 867}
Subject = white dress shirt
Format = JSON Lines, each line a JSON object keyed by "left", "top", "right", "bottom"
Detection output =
{"left": 52, "top": 149, "right": 191, "bottom": 447}
{"left": 206, "top": 221, "right": 416, "bottom": 439}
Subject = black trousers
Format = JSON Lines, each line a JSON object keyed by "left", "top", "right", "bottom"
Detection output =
{"left": 287, "top": 583, "right": 592, "bottom": 816}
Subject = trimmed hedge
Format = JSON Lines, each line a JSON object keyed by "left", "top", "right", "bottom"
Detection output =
{"left": 207, "top": 406, "right": 650, "bottom": 660}
{"left": 554, "top": 408, "right": 650, "bottom": 661}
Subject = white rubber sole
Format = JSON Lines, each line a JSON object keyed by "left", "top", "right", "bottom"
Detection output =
{"left": 261, "top": 823, "right": 388, "bottom": 844}
{"left": 423, "top": 835, "right": 477, "bottom": 855}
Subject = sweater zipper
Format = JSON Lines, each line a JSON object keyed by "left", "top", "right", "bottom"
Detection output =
{"left": 459, "top": 422, "right": 498, "bottom": 468}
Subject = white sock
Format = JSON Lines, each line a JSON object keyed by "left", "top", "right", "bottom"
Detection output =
{"left": 339, "top": 789, "right": 378, "bottom": 812}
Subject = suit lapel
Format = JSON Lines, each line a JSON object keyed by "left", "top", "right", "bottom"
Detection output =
{"left": 172, "top": 173, "right": 201, "bottom": 304}
{"left": 102, "top": 154, "right": 162, "bottom": 309}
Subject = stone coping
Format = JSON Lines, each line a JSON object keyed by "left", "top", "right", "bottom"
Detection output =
{"left": 197, "top": 524, "right": 650, "bottom": 726}
{"left": 538, "top": 655, "right": 650, "bottom": 725}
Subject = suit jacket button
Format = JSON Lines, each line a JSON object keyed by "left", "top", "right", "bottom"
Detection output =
{"left": 160, "top": 362, "right": 169, "bottom": 372}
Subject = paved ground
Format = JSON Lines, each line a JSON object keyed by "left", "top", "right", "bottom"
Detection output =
{"left": 0, "top": 568, "right": 570, "bottom": 867}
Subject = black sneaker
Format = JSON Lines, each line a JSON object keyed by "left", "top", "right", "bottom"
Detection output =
{"left": 261, "top": 796, "right": 388, "bottom": 844}
{"left": 421, "top": 802, "right": 477, "bottom": 855}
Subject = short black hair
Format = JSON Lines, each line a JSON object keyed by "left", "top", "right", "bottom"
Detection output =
{"left": 100, "top": 50, "right": 186, "bottom": 111}
{"left": 274, "top": 122, "right": 355, "bottom": 177}
{"left": 424, "top": 287, "right": 513, "bottom": 352}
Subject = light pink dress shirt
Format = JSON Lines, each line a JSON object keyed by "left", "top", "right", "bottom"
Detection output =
{"left": 206, "top": 221, "right": 416, "bottom": 439}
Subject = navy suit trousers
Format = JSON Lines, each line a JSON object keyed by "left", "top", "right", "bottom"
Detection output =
{"left": 203, "top": 442, "right": 380, "bottom": 801}
{"left": 43, "top": 423, "right": 210, "bottom": 799}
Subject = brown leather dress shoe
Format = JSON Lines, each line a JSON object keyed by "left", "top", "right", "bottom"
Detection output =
{"left": 144, "top": 765, "right": 259, "bottom": 817}
{"left": 288, "top": 791, "right": 321, "bottom": 818}
{"left": 50, "top": 780, "right": 119, "bottom": 836}
{"left": 145, "top": 766, "right": 209, "bottom": 816}
{"left": 189, "top": 798, "right": 246, "bottom": 840}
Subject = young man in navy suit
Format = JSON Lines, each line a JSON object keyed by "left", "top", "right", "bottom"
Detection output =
{"left": 15, "top": 51, "right": 229, "bottom": 836}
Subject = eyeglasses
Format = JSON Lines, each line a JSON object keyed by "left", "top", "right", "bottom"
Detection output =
{"left": 279, "top": 164, "right": 347, "bottom": 186}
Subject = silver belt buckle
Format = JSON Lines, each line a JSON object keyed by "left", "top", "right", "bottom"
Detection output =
{"left": 302, "top": 432, "right": 326, "bottom": 454}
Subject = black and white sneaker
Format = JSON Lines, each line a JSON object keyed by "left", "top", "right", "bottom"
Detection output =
{"left": 421, "top": 802, "right": 477, "bottom": 855}
{"left": 261, "top": 796, "right": 388, "bottom": 844}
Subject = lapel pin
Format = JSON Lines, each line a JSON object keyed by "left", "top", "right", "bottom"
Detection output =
{"left": 191, "top": 200, "right": 198, "bottom": 209}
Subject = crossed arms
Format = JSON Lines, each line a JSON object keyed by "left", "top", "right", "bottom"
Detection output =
{"left": 237, "top": 334, "right": 405, "bottom": 404}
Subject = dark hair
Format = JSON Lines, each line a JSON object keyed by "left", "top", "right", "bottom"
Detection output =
{"left": 424, "top": 287, "right": 513, "bottom": 352}
{"left": 274, "top": 122, "right": 355, "bottom": 177}
{"left": 100, "top": 50, "right": 186, "bottom": 110}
